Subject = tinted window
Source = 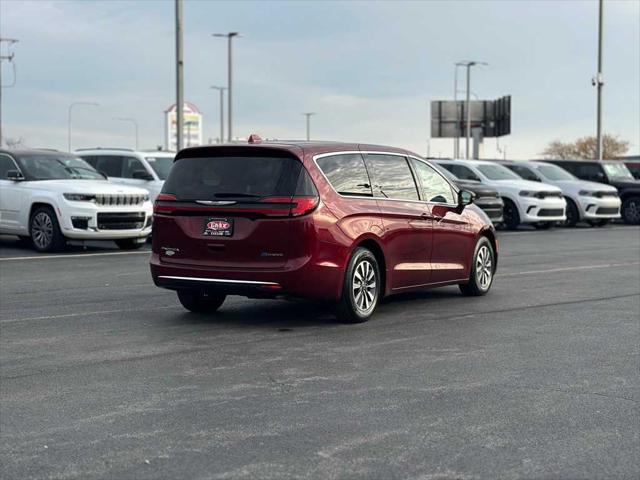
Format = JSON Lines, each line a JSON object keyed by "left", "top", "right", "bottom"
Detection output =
{"left": 16, "top": 154, "right": 104, "bottom": 180}
{"left": 85, "top": 155, "right": 123, "bottom": 177}
{"left": 162, "top": 155, "right": 304, "bottom": 200}
{"left": 122, "top": 157, "right": 146, "bottom": 179}
{"left": 316, "top": 154, "right": 372, "bottom": 197}
{"left": 574, "top": 163, "right": 605, "bottom": 181}
{"left": 364, "top": 154, "right": 419, "bottom": 200}
{"left": 476, "top": 164, "right": 521, "bottom": 181}
{"left": 446, "top": 164, "right": 481, "bottom": 182}
{"left": 535, "top": 164, "right": 576, "bottom": 181}
{"left": 0, "top": 154, "right": 18, "bottom": 178}
{"left": 508, "top": 165, "right": 540, "bottom": 182}
{"left": 411, "top": 159, "right": 455, "bottom": 204}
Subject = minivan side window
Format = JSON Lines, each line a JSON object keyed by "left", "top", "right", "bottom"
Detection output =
{"left": 410, "top": 159, "right": 456, "bottom": 204}
{"left": 316, "top": 154, "right": 373, "bottom": 197}
{"left": 364, "top": 154, "right": 419, "bottom": 201}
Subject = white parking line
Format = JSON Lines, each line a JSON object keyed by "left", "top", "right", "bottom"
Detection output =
{"left": 1, "top": 305, "right": 180, "bottom": 324}
{"left": 500, "top": 261, "right": 640, "bottom": 277}
{"left": 499, "top": 226, "right": 637, "bottom": 236}
{"left": 0, "top": 250, "right": 150, "bottom": 262}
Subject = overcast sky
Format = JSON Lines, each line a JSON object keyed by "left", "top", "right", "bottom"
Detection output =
{"left": 1, "top": 0, "right": 639, "bottom": 158}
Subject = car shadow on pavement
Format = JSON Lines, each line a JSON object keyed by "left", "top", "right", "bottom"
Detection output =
{"left": 166, "top": 298, "right": 340, "bottom": 330}
{"left": 165, "top": 288, "right": 465, "bottom": 331}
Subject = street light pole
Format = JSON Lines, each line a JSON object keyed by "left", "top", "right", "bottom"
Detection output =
{"left": 302, "top": 112, "right": 315, "bottom": 141}
{"left": 210, "top": 86, "right": 226, "bottom": 143}
{"left": 114, "top": 117, "right": 139, "bottom": 149}
{"left": 595, "top": 0, "right": 604, "bottom": 160}
{"left": 213, "top": 32, "right": 240, "bottom": 142}
{"left": 175, "top": 0, "right": 184, "bottom": 151}
{"left": 68, "top": 102, "right": 99, "bottom": 152}
{"left": 465, "top": 64, "right": 472, "bottom": 160}
{"left": 0, "top": 37, "right": 18, "bottom": 148}
{"left": 455, "top": 60, "right": 487, "bottom": 159}
{"left": 453, "top": 63, "right": 462, "bottom": 158}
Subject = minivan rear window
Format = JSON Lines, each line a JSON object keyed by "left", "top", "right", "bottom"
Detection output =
{"left": 161, "top": 155, "right": 303, "bottom": 200}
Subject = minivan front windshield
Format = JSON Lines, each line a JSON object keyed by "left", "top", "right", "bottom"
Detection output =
{"left": 17, "top": 155, "right": 105, "bottom": 181}
{"left": 476, "top": 164, "right": 521, "bottom": 181}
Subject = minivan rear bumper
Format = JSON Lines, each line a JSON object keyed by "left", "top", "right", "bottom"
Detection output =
{"left": 150, "top": 252, "right": 345, "bottom": 300}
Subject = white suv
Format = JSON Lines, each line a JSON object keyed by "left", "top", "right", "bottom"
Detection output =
{"left": 76, "top": 148, "right": 175, "bottom": 203}
{"left": 502, "top": 161, "right": 621, "bottom": 227}
{"left": 0, "top": 149, "right": 152, "bottom": 252}
{"left": 435, "top": 159, "right": 566, "bottom": 230}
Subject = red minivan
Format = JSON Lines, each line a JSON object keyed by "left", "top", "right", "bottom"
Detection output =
{"left": 150, "top": 138, "right": 497, "bottom": 323}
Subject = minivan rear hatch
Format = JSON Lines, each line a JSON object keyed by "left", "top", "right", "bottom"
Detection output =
{"left": 153, "top": 147, "right": 317, "bottom": 269}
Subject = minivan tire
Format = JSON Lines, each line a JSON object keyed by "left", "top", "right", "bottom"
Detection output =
{"left": 335, "top": 247, "right": 381, "bottom": 323}
{"left": 177, "top": 290, "right": 226, "bottom": 313}
{"left": 502, "top": 199, "right": 520, "bottom": 230}
{"left": 29, "top": 206, "right": 66, "bottom": 252}
{"left": 459, "top": 236, "right": 495, "bottom": 296}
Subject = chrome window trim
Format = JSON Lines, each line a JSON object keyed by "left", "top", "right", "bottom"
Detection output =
{"left": 312, "top": 151, "right": 460, "bottom": 208}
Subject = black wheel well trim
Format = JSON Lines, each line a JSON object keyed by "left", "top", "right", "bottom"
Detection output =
{"left": 354, "top": 238, "right": 387, "bottom": 297}
{"left": 28, "top": 202, "right": 59, "bottom": 228}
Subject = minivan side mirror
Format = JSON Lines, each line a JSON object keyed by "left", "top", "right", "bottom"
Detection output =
{"left": 457, "top": 189, "right": 475, "bottom": 212}
{"left": 6, "top": 170, "right": 25, "bottom": 181}
{"left": 132, "top": 169, "right": 153, "bottom": 181}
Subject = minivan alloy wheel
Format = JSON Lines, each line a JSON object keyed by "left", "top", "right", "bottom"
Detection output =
{"left": 352, "top": 259, "right": 378, "bottom": 313}
{"left": 31, "top": 212, "right": 53, "bottom": 249}
{"left": 475, "top": 245, "right": 493, "bottom": 289}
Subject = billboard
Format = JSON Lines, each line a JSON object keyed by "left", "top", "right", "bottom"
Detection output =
{"left": 431, "top": 95, "right": 511, "bottom": 138}
{"left": 165, "top": 102, "right": 203, "bottom": 150}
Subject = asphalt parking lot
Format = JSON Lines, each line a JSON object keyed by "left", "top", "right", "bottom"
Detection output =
{"left": 1, "top": 226, "right": 639, "bottom": 479}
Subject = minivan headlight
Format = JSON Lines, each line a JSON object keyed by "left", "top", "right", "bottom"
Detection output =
{"left": 519, "top": 190, "right": 536, "bottom": 197}
{"left": 579, "top": 190, "right": 597, "bottom": 197}
{"left": 63, "top": 193, "right": 96, "bottom": 202}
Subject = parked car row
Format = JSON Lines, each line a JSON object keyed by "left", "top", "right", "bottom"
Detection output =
{"left": 432, "top": 158, "right": 640, "bottom": 228}
{"left": 1, "top": 145, "right": 638, "bottom": 255}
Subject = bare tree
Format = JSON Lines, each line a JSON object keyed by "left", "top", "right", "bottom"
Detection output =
{"left": 4, "top": 137, "right": 27, "bottom": 149}
{"left": 541, "top": 134, "right": 630, "bottom": 160}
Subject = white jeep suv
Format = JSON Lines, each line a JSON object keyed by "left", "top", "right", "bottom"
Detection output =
{"left": 0, "top": 149, "right": 153, "bottom": 252}
{"left": 435, "top": 159, "right": 566, "bottom": 230}
{"left": 76, "top": 148, "right": 175, "bottom": 203}
{"left": 502, "top": 161, "right": 621, "bottom": 227}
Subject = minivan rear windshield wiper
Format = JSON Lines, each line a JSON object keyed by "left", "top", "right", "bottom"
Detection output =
{"left": 213, "top": 193, "right": 261, "bottom": 198}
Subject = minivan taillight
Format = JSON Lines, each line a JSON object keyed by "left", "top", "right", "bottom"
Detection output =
{"left": 261, "top": 196, "right": 319, "bottom": 217}
{"left": 154, "top": 194, "right": 178, "bottom": 214}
